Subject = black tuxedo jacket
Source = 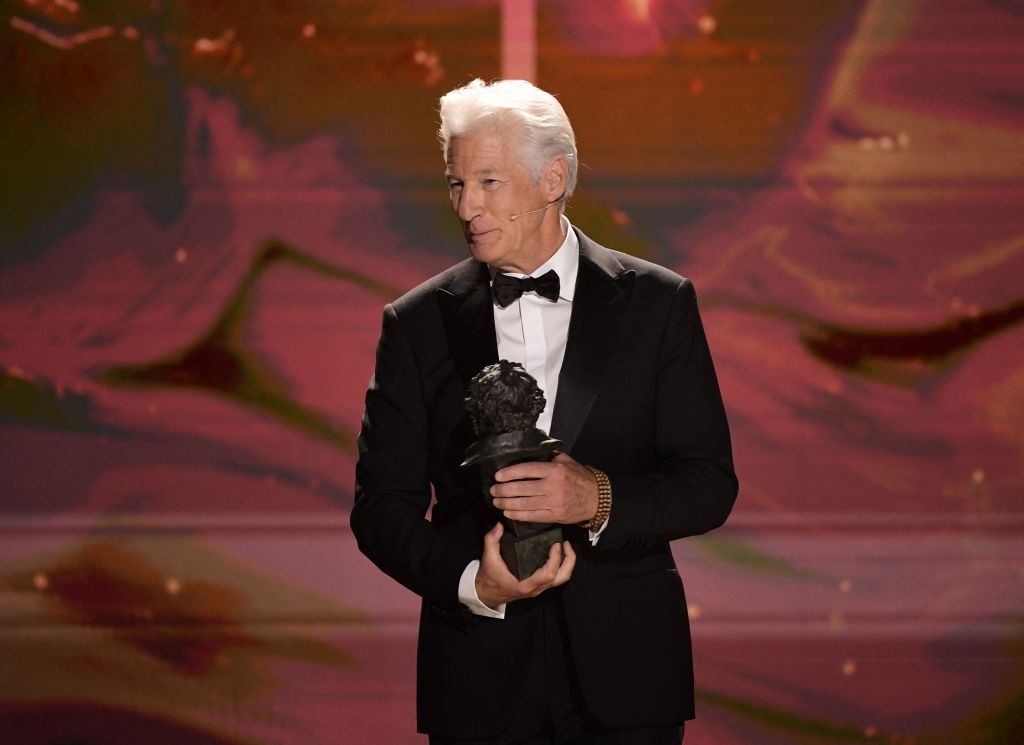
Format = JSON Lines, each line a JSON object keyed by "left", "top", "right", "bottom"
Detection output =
{"left": 352, "top": 229, "right": 737, "bottom": 738}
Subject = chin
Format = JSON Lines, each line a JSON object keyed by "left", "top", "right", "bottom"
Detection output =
{"left": 468, "top": 243, "right": 505, "bottom": 267}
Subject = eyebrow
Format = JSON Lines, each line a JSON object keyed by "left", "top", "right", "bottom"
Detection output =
{"left": 446, "top": 165, "right": 501, "bottom": 179}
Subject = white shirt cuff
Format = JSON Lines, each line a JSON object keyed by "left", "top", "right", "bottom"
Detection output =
{"left": 588, "top": 515, "right": 609, "bottom": 546}
{"left": 458, "top": 560, "right": 506, "bottom": 619}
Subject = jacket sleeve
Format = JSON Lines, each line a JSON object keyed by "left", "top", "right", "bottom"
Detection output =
{"left": 597, "top": 279, "right": 738, "bottom": 550}
{"left": 351, "top": 303, "right": 477, "bottom": 616}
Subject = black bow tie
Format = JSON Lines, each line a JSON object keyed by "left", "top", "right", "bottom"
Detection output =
{"left": 491, "top": 270, "right": 560, "bottom": 308}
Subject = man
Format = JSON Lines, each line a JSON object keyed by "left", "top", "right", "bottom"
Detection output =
{"left": 352, "top": 79, "right": 737, "bottom": 744}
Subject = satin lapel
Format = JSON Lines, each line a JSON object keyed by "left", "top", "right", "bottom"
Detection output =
{"left": 550, "top": 234, "right": 634, "bottom": 453}
{"left": 437, "top": 260, "right": 499, "bottom": 391}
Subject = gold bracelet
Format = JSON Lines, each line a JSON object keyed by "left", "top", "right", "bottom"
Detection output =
{"left": 581, "top": 465, "right": 612, "bottom": 531}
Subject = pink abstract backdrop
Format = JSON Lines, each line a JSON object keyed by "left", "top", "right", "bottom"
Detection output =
{"left": 2, "top": 1, "right": 1022, "bottom": 743}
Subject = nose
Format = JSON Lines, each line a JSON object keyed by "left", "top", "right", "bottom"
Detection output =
{"left": 454, "top": 184, "right": 482, "bottom": 223}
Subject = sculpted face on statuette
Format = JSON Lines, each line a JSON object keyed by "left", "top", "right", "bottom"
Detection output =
{"left": 465, "top": 359, "right": 546, "bottom": 437}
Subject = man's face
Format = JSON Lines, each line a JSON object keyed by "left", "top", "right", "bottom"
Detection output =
{"left": 445, "top": 130, "right": 553, "bottom": 274}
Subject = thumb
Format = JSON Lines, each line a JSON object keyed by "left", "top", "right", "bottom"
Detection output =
{"left": 552, "top": 452, "right": 572, "bottom": 464}
{"left": 483, "top": 521, "right": 503, "bottom": 551}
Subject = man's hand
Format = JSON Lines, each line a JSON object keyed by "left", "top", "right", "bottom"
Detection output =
{"left": 490, "top": 452, "right": 599, "bottom": 524}
{"left": 475, "top": 522, "right": 576, "bottom": 608}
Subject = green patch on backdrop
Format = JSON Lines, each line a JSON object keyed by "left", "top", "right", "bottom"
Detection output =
{"left": 0, "top": 368, "right": 98, "bottom": 431}
{"left": 694, "top": 534, "right": 828, "bottom": 582}
{"left": 698, "top": 688, "right": 881, "bottom": 742}
{"left": 97, "top": 238, "right": 397, "bottom": 454}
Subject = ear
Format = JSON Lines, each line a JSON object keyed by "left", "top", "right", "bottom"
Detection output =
{"left": 543, "top": 155, "right": 569, "bottom": 200}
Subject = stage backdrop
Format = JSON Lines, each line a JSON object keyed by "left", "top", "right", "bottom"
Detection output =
{"left": 2, "top": 1, "right": 1023, "bottom": 743}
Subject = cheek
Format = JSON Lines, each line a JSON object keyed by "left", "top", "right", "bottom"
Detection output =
{"left": 449, "top": 191, "right": 461, "bottom": 213}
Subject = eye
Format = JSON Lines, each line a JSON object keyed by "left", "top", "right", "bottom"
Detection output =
{"left": 482, "top": 179, "right": 502, "bottom": 190}
{"left": 447, "top": 181, "right": 463, "bottom": 193}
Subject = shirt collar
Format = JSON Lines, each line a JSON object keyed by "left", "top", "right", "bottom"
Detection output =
{"left": 489, "top": 216, "right": 578, "bottom": 302}
{"left": 536, "top": 216, "right": 578, "bottom": 302}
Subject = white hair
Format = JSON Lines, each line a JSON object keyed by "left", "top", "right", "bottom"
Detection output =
{"left": 438, "top": 79, "right": 578, "bottom": 200}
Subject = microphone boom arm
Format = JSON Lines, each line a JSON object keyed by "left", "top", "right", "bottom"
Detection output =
{"left": 508, "top": 193, "right": 567, "bottom": 222}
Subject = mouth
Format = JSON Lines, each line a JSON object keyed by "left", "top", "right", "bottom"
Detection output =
{"left": 467, "top": 228, "right": 497, "bottom": 243}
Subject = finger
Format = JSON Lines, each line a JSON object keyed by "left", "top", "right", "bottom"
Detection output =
{"left": 553, "top": 541, "right": 576, "bottom": 586}
{"left": 479, "top": 523, "right": 518, "bottom": 588}
{"left": 482, "top": 521, "right": 503, "bottom": 555}
{"left": 491, "top": 480, "right": 548, "bottom": 499}
{"left": 534, "top": 540, "right": 563, "bottom": 578}
{"left": 500, "top": 508, "right": 556, "bottom": 523}
{"left": 492, "top": 495, "right": 545, "bottom": 511}
{"left": 495, "top": 461, "right": 555, "bottom": 482}
{"left": 520, "top": 541, "right": 563, "bottom": 592}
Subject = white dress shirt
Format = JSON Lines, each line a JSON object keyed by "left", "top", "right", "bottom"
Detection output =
{"left": 492, "top": 221, "right": 578, "bottom": 435}
{"left": 458, "top": 218, "right": 607, "bottom": 619}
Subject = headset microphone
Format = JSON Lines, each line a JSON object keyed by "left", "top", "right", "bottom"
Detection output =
{"left": 508, "top": 194, "right": 567, "bottom": 222}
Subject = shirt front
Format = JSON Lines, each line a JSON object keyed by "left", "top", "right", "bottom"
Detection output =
{"left": 491, "top": 217, "right": 579, "bottom": 435}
